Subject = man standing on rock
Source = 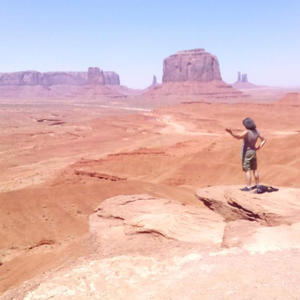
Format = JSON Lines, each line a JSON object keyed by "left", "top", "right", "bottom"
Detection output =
{"left": 226, "top": 117, "right": 266, "bottom": 191}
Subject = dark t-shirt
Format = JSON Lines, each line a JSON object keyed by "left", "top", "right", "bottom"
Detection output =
{"left": 242, "top": 129, "right": 259, "bottom": 158}
{"left": 244, "top": 129, "right": 259, "bottom": 150}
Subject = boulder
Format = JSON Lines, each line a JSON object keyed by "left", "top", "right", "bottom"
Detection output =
{"left": 162, "top": 48, "right": 222, "bottom": 83}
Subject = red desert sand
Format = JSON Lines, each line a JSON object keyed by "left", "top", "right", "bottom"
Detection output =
{"left": 1, "top": 91, "right": 300, "bottom": 299}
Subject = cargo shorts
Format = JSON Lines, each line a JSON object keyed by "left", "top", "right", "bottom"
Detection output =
{"left": 242, "top": 149, "right": 257, "bottom": 171}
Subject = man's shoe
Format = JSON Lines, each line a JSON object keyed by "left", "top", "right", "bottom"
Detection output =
{"left": 240, "top": 186, "right": 251, "bottom": 191}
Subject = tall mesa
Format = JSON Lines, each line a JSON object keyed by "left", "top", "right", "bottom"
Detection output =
{"left": 162, "top": 48, "right": 222, "bottom": 83}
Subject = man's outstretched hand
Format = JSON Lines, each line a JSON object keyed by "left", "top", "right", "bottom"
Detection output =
{"left": 225, "top": 128, "right": 232, "bottom": 134}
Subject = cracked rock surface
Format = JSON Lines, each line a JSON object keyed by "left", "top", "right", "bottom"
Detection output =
{"left": 89, "top": 194, "right": 225, "bottom": 256}
{"left": 3, "top": 188, "right": 300, "bottom": 299}
{"left": 196, "top": 185, "right": 300, "bottom": 225}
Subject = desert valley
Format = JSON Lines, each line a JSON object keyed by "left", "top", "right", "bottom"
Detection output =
{"left": 1, "top": 49, "right": 300, "bottom": 299}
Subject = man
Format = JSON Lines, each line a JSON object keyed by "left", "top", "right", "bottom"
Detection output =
{"left": 226, "top": 117, "right": 266, "bottom": 191}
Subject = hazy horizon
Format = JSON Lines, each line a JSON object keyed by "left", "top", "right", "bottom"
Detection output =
{"left": 1, "top": 0, "right": 299, "bottom": 89}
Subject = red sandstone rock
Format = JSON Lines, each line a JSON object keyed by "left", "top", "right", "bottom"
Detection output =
{"left": 195, "top": 185, "right": 300, "bottom": 225}
{"left": 4, "top": 189, "right": 300, "bottom": 299}
{"left": 4, "top": 248, "right": 300, "bottom": 300}
{"left": 2, "top": 101, "right": 300, "bottom": 297}
{"left": 144, "top": 49, "right": 243, "bottom": 102}
{"left": 162, "top": 48, "right": 222, "bottom": 83}
{"left": 89, "top": 194, "right": 225, "bottom": 255}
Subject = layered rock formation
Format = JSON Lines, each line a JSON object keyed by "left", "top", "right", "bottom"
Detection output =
{"left": 4, "top": 188, "right": 300, "bottom": 299}
{"left": 162, "top": 48, "right": 222, "bottom": 82}
{"left": 0, "top": 68, "right": 120, "bottom": 86}
{"left": 145, "top": 48, "right": 244, "bottom": 103}
{"left": 89, "top": 194, "right": 225, "bottom": 255}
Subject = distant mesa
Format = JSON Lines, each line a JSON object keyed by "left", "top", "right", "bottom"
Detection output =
{"left": 163, "top": 48, "right": 222, "bottom": 83}
{"left": 0, "top": 67, "right": 123, "bottom": 101}
{"left": 0, "top": 67, "right": 120, "bottom": 86}
{"left": 146, "top": 48, "right": 243, "bottom": 102}
{"left": 232, "top": 71, "right": 258, "bottom": 89}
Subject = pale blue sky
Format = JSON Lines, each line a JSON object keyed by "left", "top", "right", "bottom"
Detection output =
{"left": 1, "top": 0, "right": 299, "bottom": 88}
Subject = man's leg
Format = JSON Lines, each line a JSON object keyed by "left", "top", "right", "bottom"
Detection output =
{"left": 245, "top": 170, "right": 251, "bottom": 187}
{"left": 242, "top": 151, "right": 254, "bottom": 191}
{"left": 254, "top": 169, "right": 259, "bottom": 185}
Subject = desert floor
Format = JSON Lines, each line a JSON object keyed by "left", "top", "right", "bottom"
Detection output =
{"left": 1, "top": 96, "right": 300, "bottom": 295}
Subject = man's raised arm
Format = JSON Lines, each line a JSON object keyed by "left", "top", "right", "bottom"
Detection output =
{"left": 226, "top": 128, "right": 248, "bottom": 140}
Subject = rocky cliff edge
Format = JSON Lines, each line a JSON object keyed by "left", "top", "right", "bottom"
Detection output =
{"left": 3, "top": 186, "right": 300, "bottom": 299}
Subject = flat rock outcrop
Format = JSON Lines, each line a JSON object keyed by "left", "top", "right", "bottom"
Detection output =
{"left": 4, "top": 189, "right": 300, "bottom": 299}
{"left": 89, "top": 194, "right": 225, "bottom": 255}
{"left": 195, "top": 185, "right": 300, "bottom": 226}
{"left": 196, "top": 185, "right": 300, "bottom": 253}
{"left": 162, "top": 48, "right": 222, "bottom": 82}
{"left": 4, "top": 249, "right": 300, "bottom": 300}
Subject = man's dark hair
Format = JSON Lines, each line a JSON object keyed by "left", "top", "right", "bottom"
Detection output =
{"left": 242, "top": 117, "right": 256, "bottom": 130}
